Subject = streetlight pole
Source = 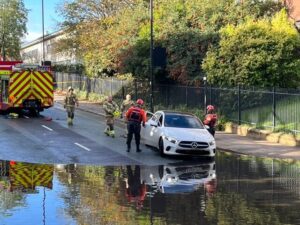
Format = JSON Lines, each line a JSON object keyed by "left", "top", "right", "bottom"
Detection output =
{"left": 203, "top": 76, "right": 207, "bottom": 113}
{"left": 150, "top": 0, "right": 154, "bottom": 113}
{"left": 42, "top": 0, "right": 45, "bottom": 64}
{"left": 1, "top": 2, "right": 6, "bottom": 61}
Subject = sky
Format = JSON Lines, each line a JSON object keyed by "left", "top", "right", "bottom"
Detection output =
{"left": 23, "top": 0, "right": 63, "bottom": 43}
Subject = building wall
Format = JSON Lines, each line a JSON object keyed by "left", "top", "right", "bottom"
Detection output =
{"left": 21, "top": 31, "right": 78, "bottom": 65}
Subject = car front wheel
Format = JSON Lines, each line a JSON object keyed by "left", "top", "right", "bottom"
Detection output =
{"left": 159, "top": 138, "right": 165, "bottom": 157}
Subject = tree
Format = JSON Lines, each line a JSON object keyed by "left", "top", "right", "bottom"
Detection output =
{"left": 202, "top": 10, "right": 300, "bottom": 88}
{"left": 56, "top": 0, "right": 139, "bottom": 77}
{"left": 0, "top": 0, "right": 28, "bottom": 60}
{"left": 57, "top": 0, "right": 284, "bottom": 83}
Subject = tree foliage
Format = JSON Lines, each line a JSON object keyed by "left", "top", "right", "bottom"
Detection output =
{"left": 0, "top": 0, "right": 28, "bottom": 60}
{"left": 56, "top": 0, "right": 299, "bottom": 88}
{"left": 202, "top": 10, "right": 300, "bottom": 88}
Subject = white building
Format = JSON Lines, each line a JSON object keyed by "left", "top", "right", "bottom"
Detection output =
{"left": 20, "top": 30, "right": 78, "bottom": 65}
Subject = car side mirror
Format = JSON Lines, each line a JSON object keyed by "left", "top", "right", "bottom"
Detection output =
{"left": 204, "top": 125, "right": 210, "bottom": 129}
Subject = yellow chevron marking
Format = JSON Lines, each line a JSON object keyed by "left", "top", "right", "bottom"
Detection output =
{"left": 12, "top": 87, "right": 30, "bottom": 104}
{"left": 32, "top": 76, "right": 53, "bottom": 98}
{"left": 32, "top": 89, "right": 44, "bottom": 99}
{"left": 34, "top": 84, "right": 53, "bottom": 101}
{"left": 34, "top": 172, "right": 53, "bottom": 185}
{"left": 43, "top": 71, "right": 53, "bottom": 83}
{"left": 33, "top": 71, "right": 53, "bottom": 91}
{"left": 9, "top": 71, "right": 30, "bottom": 91}
{"left": 10, "top": 75, "right": 31, "bottom": 97}
{"left": 12, "top": 172, "right": 32, "bottom": 188}
{"left": 32, "top": 85, "right": 45, "bottom": 97}
{"left": 10, "top": 164, "right": 53, "bottom": 189}
{"left": 16, "top": 91, "right": 32, "bottom": 105}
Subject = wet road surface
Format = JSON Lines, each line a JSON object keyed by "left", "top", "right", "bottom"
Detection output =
{"left": 2, "top": 105, "right": 300, "bottom": 224}
{"left": 0, "top": 104, "right": 180, "bottom": 165}
{"left": 1, "top": 152, "right": 300, "bottom": 225}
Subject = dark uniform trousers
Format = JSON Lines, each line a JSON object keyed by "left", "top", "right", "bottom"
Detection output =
{"left": 207, "top": 126, "right": 215, "bottom": 137}
{"left": 127, "top": 121, "right": 141, "bottom": 149}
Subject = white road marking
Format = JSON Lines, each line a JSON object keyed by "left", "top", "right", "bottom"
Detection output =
{"left": 42, "top": 125, "right": 53, "bottom": 131}
{"left": 74, "top": 143, "right": 91, "bottom": 151}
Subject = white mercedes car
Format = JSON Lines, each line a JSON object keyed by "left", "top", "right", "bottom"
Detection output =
{"left": 141, "top": 160, "right": 216, "bottom": 194}
{"left": 141, "top": 111, "right": 216, "bottom": 157}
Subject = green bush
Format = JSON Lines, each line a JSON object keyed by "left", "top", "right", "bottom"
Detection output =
{"left": 74, "top": 89, "right": 88, "bottom": 100}
{"left": 88, "top": 92, "right": 107, "bottom": 103}
{"left": 216, "top": 115, "right": 229, "bottom": 131}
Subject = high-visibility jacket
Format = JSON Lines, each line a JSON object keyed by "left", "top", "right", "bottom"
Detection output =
{"left": 120, "top": 99, "right": 134, "bottom": 113}
{"left": 103, "top": 100, "right": 119, "bottom": 117}
{"left": 64, "top": 93, "right": 78, "bottom": 108}
{"left": 126, "top": 106, "right": 146, "bottom": 124}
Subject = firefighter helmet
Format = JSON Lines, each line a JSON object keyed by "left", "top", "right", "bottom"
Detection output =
{"left": 207, "top": 105, "right": 215, "bottom": 111}
{"left": 136, "top": 99, "right": 144, "bottom": 105}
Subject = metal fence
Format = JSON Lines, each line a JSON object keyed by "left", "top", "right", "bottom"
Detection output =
{"left": 54, "top": 72, "right": 300, "bottom": 134}
{"left": 55, "top": 72, "right": 129, "bottom": 97}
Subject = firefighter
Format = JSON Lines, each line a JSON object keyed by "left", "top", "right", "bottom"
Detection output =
{"left": 124, "top": 165, "right": 146, "bottom": 210}
{"left": 120, "top": 94, "right": 134, "bottom": 137}
{"left": 203, "top": 105, "right": 218, "bottom": 137}
{"left": 103, "top": 96, "right": 119, "bottom": 138}
{"left": 64, "top": 86, "right": 79, "bottom": 125}
{"left": 125, "top": 99, "right": 146, "bottom": 152}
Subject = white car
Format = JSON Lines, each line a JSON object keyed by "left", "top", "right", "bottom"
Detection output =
{"left": 141, "top": 110, "right": 216, "bottom": 157}
{"left": 141, "top": 160, "right": 216, "bottom": 194}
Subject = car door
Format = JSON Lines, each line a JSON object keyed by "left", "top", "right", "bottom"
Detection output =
{"left": 142, "top": 112, "right": 162, "bottom": 147}
{"left": 149, "top": 113, "right": 163, "bottom": 147}
{"left": 141, "top": 111, "right": 154, "bottom": 145}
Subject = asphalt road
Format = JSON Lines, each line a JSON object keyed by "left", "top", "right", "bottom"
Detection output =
{"left": 0, "top": 104, "right": 186, "bottom": 165}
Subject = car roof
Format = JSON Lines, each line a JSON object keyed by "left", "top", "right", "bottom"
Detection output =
{"left": 157, "top": 110, "right": 197, "bottom": 117}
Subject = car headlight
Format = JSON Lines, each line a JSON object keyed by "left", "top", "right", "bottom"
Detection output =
{"left": 165, "top": 175, "right": 178, "bottom": 184}
{"left": 164, "top": 136, "right": 178, "bottom": 144}
{"left": 209, "top": 140, "right": 216, "bottom": 146}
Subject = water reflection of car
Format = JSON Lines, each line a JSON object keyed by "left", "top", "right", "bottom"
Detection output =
{"left": 141, "top": 160, "right": 216, "bottom": 194}
{"left": 141, "top": 111, "right": 216, "bottom": 157}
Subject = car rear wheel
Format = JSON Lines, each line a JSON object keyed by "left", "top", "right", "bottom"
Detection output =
{"left": 159, "top": 138, "right": 165, "bottom": 157}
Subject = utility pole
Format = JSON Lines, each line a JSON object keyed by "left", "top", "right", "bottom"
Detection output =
{"left": 1, "top": 2, "right": 6, "bottom": 61}
{"left": 150, "top": 0, "right": 154, "bottom": 112}
{"left": 42, "top": 0, "right": 45, "bottom": 64}
{"left": 1, "top": 33, "right": 5, "bottom": 61}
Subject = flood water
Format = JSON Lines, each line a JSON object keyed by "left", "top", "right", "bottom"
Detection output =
{"left": 1, "top": 152, "right": 300, "bottom": 225}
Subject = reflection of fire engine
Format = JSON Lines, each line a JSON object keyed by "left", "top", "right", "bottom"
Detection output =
{"left": 0, "top": 161, "right": 53, "bottom": 192}
{"left": 0, "top": 61, "right": 54, "bottom": 114}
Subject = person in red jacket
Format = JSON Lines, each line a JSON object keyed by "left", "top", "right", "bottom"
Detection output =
{"left": 125, "top": 99, "right": 147, "bottom": 152}
{"left": 125, "top": 165, "right": 146, "bottom": 210}
{"left": 203, "top": 105, "right": 218, "bottom": 137}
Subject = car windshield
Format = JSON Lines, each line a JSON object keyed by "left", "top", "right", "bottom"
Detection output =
{"left": 164, "top": 114, "right": 204, "bottom": 129}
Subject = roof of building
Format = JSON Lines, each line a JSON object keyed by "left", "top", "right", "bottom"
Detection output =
{"left": 21, "top": 30, "right": 64, "bottom": 49}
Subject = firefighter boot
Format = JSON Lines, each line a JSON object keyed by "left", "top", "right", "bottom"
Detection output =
{"left": 110, "top": 130, "right": 115, "bottom": 138}
{"left": 67, "top": 117, "right": 72, "bottom": 125}
{"left": 127, "top": 144, "right": 131, "bottom": 152}
{"left": 104, "top": 127, "right": 110, "bottom": 136}
{"left": 70, "top": 118, "right": 73, "bottom": 126}
{"left": 136, "top": 144, "right": 141, "bottom": 152}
